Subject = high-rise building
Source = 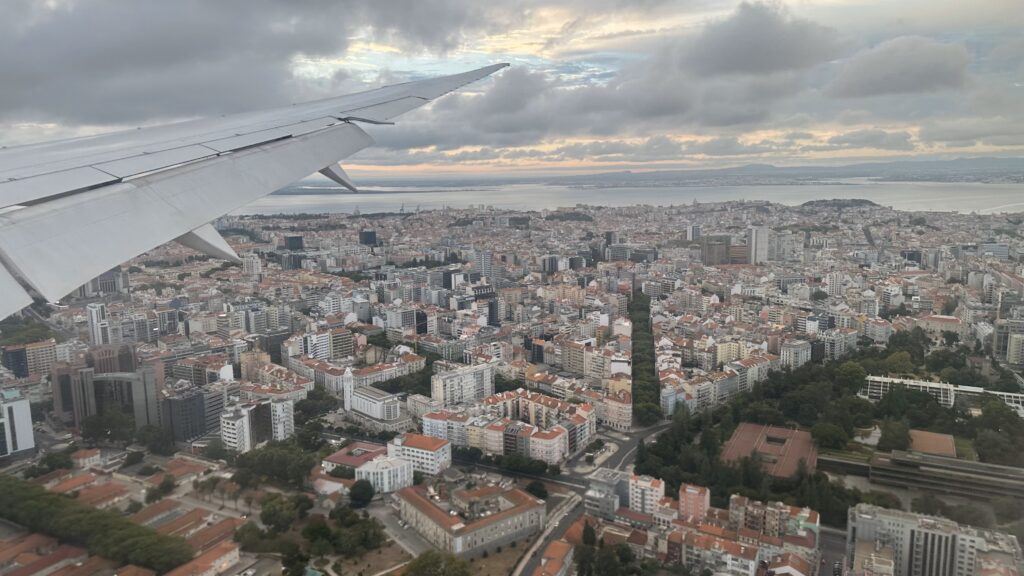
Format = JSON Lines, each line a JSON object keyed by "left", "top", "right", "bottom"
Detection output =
{"left": 242, "top": 253, "right": 262, "bottom": 281}
{"left": 846, "top": 504, "right": 1023, "bottom": 576}
{"left": 747, "top": 225, "right": 770, "bottom": 265}
{"left": 0, "top": 339, "right": 55, "bottom": 378}
{"left": 628, "top": 474, "right": 664, "bottom": 515}
{"left": 0, "top": 389, "right": 34, "bottom": 458}
{"left": 220, "top": 397, "right": 295, "bottom": 454}
{"left": 359, "top": 230, "right": 377, "bottom": 246}
{"left": 87, "top": 303, "right": 107, "bottom": 345}
{"left": 700, "top": 236, "right": 731, "bottom": 266}
{"left": 431, "top": 362, "right": 495, "bottom": 407}
{"left": 678, "top": 483, "right": 710, "bottom": 521}
{"left": 475, "top": 250, "right": 494, "bottom": 281}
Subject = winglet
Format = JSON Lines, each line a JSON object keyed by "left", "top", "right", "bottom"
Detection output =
{"left": 175, "top": 224, "right": 241, "bottom": 263}
{"left": 319, "top": 163, "right": 358, "bottom": 193}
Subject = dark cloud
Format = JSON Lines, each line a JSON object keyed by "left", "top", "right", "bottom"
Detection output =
{"left": 683, "top": 2, "right": 843, "bottom": 76}
{"left": 828, "top": 36, "right": 970, "bottom": 98}
{"left": 0, "top": 0, "right": 510, "bottom": 125}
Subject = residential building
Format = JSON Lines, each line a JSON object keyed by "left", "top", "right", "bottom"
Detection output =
{"left": 388, "top": 432, "right": 452, "bottom": 475}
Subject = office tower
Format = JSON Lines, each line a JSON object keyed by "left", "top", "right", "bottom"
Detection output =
{"left": 87, "top": 302, "right": 107, "bottom": 345}
{"left": 685, "top": 225, "right": 701, "bottom": 241}
{"left": 283, "top": 235, "right": 304, "bottom": 250}
{"left": 0, "top": 390, "right": 34, "bottom": 458}
{"left": 846, "top": 504, "right": 1023, "bottom": 576}
{"left": 700, "top": 236, "right": 731, "bottom": 266}
{"left": 359, "top": 229, "right": 378, "bottom": 246}
{"left": 747, "top": 225, "right": 770, "bottom": 265}
{"left": 604, "top": 231, "right": 619, "bottom": 245}
{"left": 2, "top": 339, "right": 56, "bottom": 378}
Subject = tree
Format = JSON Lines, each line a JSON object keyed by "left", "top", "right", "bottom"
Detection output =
{"left": 0, "top": 475, "right": 192, "bottom": 573}
{"left": 349, "top": 479, "right": 375, "bottom": 508}
{"left": 883, "top": 351, "right": 914, "bottom": 374}
{"left": 811, "top": 289, "right": 829, "bottom": 301}
{"left": 136, "top": 425, "right": 176, "bottom": 455}
{"left": 525, "top": 480, "right": 548, "bottom": 499}
{"left": 811, "top": 423, "right": 849, "bottom": 450}
{"left": 576, "top": 545, "right": 596, "bottom": 576}
{"left": 260, "top": 494, "right": 299, "bottom": 533}
{"left": 835, "top": 361, "right": 867, "bottom": 392}
{"left": 81, "top": 409, "right": 134, "bottom": 446}
{"left": 203, "top": 438, "right": 230, "bottom": 461}
{"left": 877, "top": 420, "right": 911, "bottom": 452}
{"left": 403, "top": 551, "right": 472, "bottom": 576}
{"left": 634, "top": 402, "right": 663, "bottom": 426}
{"left": 583, "top": 521, "right": 597, "bottom": 546}
{"left": 291, "top": 494, "right": 313, "bottom": 519}
{"left": 941, "top": 331, "right": 960, "bottom": 347}
{"left": 595, "top": 545, "right": 623, "bottom": 576}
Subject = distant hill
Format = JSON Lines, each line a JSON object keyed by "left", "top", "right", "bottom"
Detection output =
{"left": 800, "top": 198, "right": 880, "bottom": 209}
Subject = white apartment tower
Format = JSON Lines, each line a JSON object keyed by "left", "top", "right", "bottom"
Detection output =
{"left": 431, "top": 362, "right": 495, "bottom": 407}
{"left": 629, "top": 475, "right": 665, "bottom": 515}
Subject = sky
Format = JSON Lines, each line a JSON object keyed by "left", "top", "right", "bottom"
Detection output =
{"left": 1, "top": 0, "right": 1022, "bottom": 177}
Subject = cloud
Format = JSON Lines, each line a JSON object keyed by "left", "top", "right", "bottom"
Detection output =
{"left": 828, "top": 36, "right": 970, "bottom": 98}
{"left": 684, "top": 2, "right": 843, "bottom": 76}
{"left": 0, "top": 0, "right": 511, "bottom": 126}
{"left": 820, "top": 129, "right": 915, "bottom": 150}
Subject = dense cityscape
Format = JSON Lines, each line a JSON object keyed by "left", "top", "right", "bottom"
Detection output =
{"left": 1, "top": 198, "right": 1023, "bottom": 576}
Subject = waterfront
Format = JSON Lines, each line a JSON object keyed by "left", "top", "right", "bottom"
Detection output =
{"left": 236, "top": 180, "right": 1024, "bottom": 215}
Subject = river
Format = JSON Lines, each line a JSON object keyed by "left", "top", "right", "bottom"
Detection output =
{"left": 234, "top": 180, "right": 1024, "bottom": 215}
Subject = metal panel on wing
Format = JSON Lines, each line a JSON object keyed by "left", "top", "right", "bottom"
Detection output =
{"left": 202, "top": 117, "right": 340, "bottom": 153}
{"left": 0, "top": 123, "right": 374, "bottom": 302}
{"left": 0, "top": 166, "right": 119, "bottom": 209}
{"left": 93, "top": 144, "right": 218, "bottom": 178}
{"left": 0, "top": 265, "right": 32, "bottom": 320}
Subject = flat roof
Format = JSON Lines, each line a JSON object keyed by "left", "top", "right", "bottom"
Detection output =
{"left": 720, "top": 422, "right": 817, "bottom": 479}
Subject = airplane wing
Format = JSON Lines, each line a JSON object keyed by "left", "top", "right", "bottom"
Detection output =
{"left": 0, "top": 63, "right": 508, "bottom": 319}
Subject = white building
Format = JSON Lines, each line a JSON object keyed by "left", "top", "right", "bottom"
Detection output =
{"left": 270, "top": 398, "right": 294, "bottom": 441}
{"left": 388, "top": 433, "right": 452, "bottom": 475}
{"left": 220, "top": 407, "right": 253, "bottom": 453}
{"left": 431, "top": 362, "right": 495, "bottom": 407}
{"left": 355, "top": 456, "right": 414, "bottom": 493}
{"left": 847, "top": 504, "right": 1023, "bottom": 576}
{"left": 0, "top": 389, "right": 34, "bottom": 458}
{"left": 220, "top": 398, "right": 295, "bottom": 454}
{"left": 747, "top": 225, "right": 770, "bottom": 265}
{"left": 350, "top": 385, "right": 402, "bottom": 421}
{"left": 629, "top": 474, "right": 665, "bottom": 515}
{"left": 780, "top": 340, "right": 812, "bottom": 370}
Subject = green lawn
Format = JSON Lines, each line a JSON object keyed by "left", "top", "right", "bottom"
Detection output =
{"left": 954, "top": 437, "right": 977, "bottom": 461}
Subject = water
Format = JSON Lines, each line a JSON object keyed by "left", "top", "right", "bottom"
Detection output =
{"left": 234, "top": 180, "right": 1024, "bottom": 215}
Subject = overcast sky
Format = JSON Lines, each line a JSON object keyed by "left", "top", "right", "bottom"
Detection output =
{"left": 2, "top": 0, "right": 1022, "bottom": 176}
